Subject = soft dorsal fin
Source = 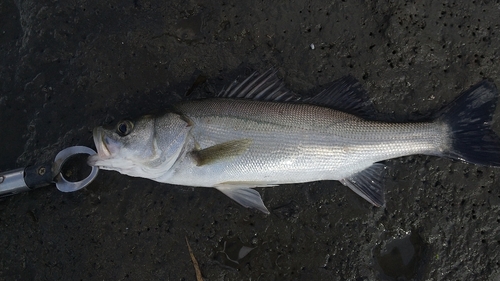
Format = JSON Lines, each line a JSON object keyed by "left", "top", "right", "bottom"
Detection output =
{"left": 340, "top": 163, "right": 386, "bottom": 207}
{"left": 218, "top": 69, "right": 300, "bottom": 102}
{"left": 305, "top": 75, "right": 377, "bottom": 119}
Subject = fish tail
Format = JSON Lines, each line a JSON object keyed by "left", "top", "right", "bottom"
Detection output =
{"left": 438, "top": 80, "right": 500, "bottom": 166}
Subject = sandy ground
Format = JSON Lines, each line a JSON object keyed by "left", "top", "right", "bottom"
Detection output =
{"left": 1, "top": 0, "right": 500, "bottom": 280}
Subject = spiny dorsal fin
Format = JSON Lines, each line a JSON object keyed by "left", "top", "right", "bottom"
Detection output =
{"left": 218, "top": 69, "right": 300, "bottom": 102}
{"left": 191, "top": 139, "right": 252, "bottom": 166}
{"left": 305, "top": 75, "right": 377, "bottom": 119}
{"left": 340, "top": 163, "right": 386, "bottom": 207}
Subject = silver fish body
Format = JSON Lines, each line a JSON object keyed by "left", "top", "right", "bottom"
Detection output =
{"left": 163, "top": 99, "right": 448, "bottom": 185}
{"left": 88, "top": 70, "right": 500, "bottom": 213}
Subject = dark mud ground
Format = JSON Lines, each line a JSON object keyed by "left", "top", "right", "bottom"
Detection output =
{"left": 1, "top": 0, "right": 500, "bottom": 280}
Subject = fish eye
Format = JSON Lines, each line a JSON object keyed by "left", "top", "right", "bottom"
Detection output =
{"left": 116, "top": 120, "right": 134, "bottom": 136}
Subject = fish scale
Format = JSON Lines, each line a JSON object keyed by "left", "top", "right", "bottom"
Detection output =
{"left": 169, "top": 99, "right": 448, "bottom": 188}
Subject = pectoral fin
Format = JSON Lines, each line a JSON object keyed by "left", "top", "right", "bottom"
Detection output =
{"left": 215, "top": 182, "right": 272, "bottom": 214}
{"left": 340, "top": 163, "right": 386, "bottom": 207}
{"left": 192, "top": 139, "right": 252, "bottom": 166}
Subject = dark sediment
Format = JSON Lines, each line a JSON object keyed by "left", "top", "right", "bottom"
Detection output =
{"left": 1, "top": 1, "right": 499, "bottom": 280}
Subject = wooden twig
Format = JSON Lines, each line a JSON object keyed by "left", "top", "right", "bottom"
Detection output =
{"left": 185, "top": 236, "right": 204, "bottom": 281}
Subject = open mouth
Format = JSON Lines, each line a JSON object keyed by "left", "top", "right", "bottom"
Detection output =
{"left": 93, "top": 127, "right": 112, "bottom": 158}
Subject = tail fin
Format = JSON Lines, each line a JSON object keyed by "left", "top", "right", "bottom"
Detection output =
{"left": 438, "top": 80, "right": 500, "bottom": 167}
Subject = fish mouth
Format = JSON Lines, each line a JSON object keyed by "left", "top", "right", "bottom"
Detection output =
{"left": 87, "top": 127, "right": 112, "bottom": 166}
{"left": 94, "top": 127, "right": 112, "bottom": 157}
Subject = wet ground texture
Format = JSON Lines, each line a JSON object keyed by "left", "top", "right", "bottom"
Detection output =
{"left": 1, "top": 0, "right": 500, "bottom": 280}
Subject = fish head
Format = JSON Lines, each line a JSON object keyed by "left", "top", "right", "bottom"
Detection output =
{"left": 88, "top": 116, "right": 157, "bottom": 174}
{"left": 88, "top": 113, "right": 190, "bottom": 178}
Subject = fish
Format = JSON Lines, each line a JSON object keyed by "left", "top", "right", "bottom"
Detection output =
{"left": 87, "top": 69, "right": 500, "bottom": 214}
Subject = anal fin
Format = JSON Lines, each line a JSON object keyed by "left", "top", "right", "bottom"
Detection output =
{"left": 340, "top": 163, "right": 386, "bottom": 207}
{"left": 215, "top": 182, "right": 273, "bottom": 214}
